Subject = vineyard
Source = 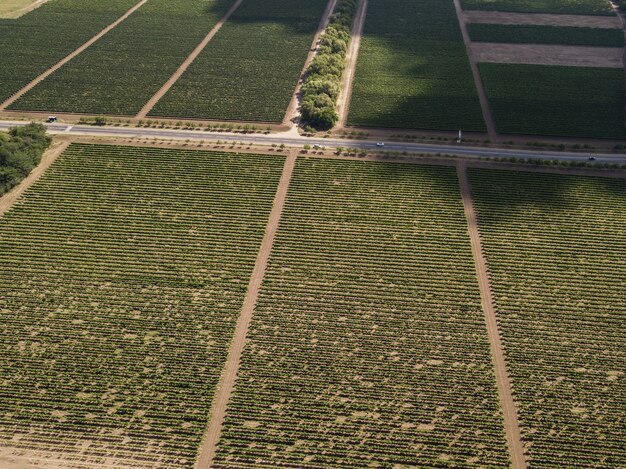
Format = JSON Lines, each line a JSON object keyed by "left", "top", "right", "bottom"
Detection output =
{"left": 347, "top": 0, "right": 485, "bottom": 131}
{"left": 468, "top": 169, "right": 626, "bottom": 467}
{"left": 149, "top": 0, "right": 328, "bottom": 122}
{"left": 9, "top": 0, "right": 232, "bottom": 116}
{"left": 479, "top": 63, "right": 626, "bottom": 139}
{"left": 468, "top": 23, "right": 624, "bottom": 47}
{"left": 212, "top": 159, "right": 509, "bottom": 467}
{"left": 0, "top": 143, "right": 284, "bottom": 467}
{"left": 0, "top": 0, "right": 138, "bottom": 104}
{"left": 461, "top": 0, "right": 614, "bottom": 15}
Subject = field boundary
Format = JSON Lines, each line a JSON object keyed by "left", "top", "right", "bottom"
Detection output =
{"left": 463, "top": 11, "right": 622, "bottom": 28}
{"left": 0, "top": 0, "right": 148, "bottom": 111}
{"left": 1, "top": 0, "right": 50, "bottom": 19}
{"left": 0, "top": 141, "right": 69, "bottom": 217}
{"left": 137, "top": 0, "right": 245, "bottom": 119}
{"left": 281, "top": 0, "right": 339, "bottom": 128}
{"left": 336, "top": 0, "right": 367, "bottom": 128}
{"left": 453, "top": 0, "right": 497, "bottom": 141}
{"left": 457, "top": 162, "right": 527, "bottom": 469}
{"left": 194, "top": 153, "right": 297, "bottom": 469}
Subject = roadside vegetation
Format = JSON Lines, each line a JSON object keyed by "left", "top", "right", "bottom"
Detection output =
{"left": 479, "top": 63, "right": 626, "bottom": 139}
{"left": 461, "top": 0, "right": 614, "bottom": 15}
{"left": 469, "top": 169, "right": 626, "bottom": 468}
{"left": 149, "top": 0, "right": 328, "bottom": 122}
{"left": 468, "top": 23, "right": 624, "bottom": 47}
{"left": 0, "top": 123, "right": 50, "bottom": 195}
{"left": 0, "top": 143, "right": 283, "bottom": 467}
{"left": 0, "top": 0, "right": 137, "bottom": 103}
{"left": 300, "top": 0, "right": 358, "bottom": 130}
{"left": 347, "top": 0, "right": 485, "bottom": 131}
{"left": 10, "top": 0, "right": 232, "bottom": 115}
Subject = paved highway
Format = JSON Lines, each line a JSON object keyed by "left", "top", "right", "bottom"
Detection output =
{"left": 2, "top": 120, "right": 625, "bottom": 163}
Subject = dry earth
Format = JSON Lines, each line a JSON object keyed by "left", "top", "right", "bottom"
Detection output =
{"left": 463, "top": 11, "right": 622, "bottom": 28}
{"left": 472, "top": 43, "right": 624, "bottom": 67}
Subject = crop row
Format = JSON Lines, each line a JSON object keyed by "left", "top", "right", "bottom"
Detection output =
{"left": 149, "top": 0, "right": 328, "bottom": 122}
{"left": 10, "top": 0, "right": 233, "bottom": 116}
{"left": 347, "top": 0, "right": 485, "bottom": 131}
{"left": 0, "top": 0, "right": 138, "bottom": 104}
{"left": 0, "top": 144, "right": 284, "bottom": 467}
{"left": 479, "top": 63, "right": 626, "bottom": 139}
{"left": 461, "top": 0, "right": 614, "bottom": 15}
{"left": 212, "top": 159, "right": 509, "bottom": 467}
{"left": 468, "top": 23, "right": 624, "bottom": 47}
{"left": 468, "top": 169, "right": 626, "bottom": 468}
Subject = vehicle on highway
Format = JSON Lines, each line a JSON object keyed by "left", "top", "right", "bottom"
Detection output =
{"left": 588, "top": 156, "right": 596, "bottom": 161}
{"left": 376, "top": 142, "right": 385, "bottom": 147}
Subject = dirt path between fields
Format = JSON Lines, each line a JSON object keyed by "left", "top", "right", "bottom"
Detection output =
{"left": 194, "top": 154, "right": 297, "bottom": 469}
{"left": 453, "top": 0, "right": 498, "bottom": 142}
{"left": 136, "top": 0, "right": 245, "bottom": 119}
{"left": 457, "top": 162, "right": 527, "bottom": 469}
{"left": 0, "top": 0, "right": 148, "bottom": 111}
{"left": 472, "top": 43, "right": 624, "bottom": 68}
{"left": 282, "top": 0, "right": 339, "bottom": 128}
{"left": 336, "top": 0, "right": 368, "bottom": 129}
{"left": 463, "top": 11, "right": 622, "bottom": 28}
{"left": 0, "top": 140, "right": 69, "bottom": 218}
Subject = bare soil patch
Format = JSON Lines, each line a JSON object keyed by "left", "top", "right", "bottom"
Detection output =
{"left": 0, "top": 0, "right": 48, "bottom": 19}
{"left": 472, "top": 43, "right": 623, "bottom": 67}
{"left": 464, "top": 11, "right": 622, "bottom": 29}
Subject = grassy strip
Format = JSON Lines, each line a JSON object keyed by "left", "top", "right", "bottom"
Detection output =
{"left": 0, "top": 123, "right": 50, "bottom": 195}
{"left": 479, "top": 63, "right": 626, "bottom": 139}
{"left": 347, "top": 0, "right": 485, "bottom": 131}
{"left": 0, "top": 143, "right": 283, "bottom": 467}
{"left": 149, "top": 0, "right": 328, "bottom": 122}
{"left": 213, "top": 159, "right": 510, "bottom": 467}
{"left": 468, "top": 23, "right": 624, "bottom": 47}
{"left": 10, "top": 0, "right": 232, "bottom": 115}
{"left": 300, "top": 0, "right": 358, "bottom": 130}
{"left": 468, "top": 168, "right": 626, "bottom": 468}
{"left": 461, "top": 0, "right": 614, "bottom": 15}
{"left": 0, "top": 0, "right": 138, "bottom": 103}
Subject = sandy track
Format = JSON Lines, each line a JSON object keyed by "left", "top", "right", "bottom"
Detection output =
{"left": 463, "top": 11, "right": 622, "bottom": 28}
{"left": 0, "top": 0, "right": 148, "bottom": 112}
{"left": 472, "top": 42, "right": 624, "bottom": 68}
{"left": 453, "top": 0, "right": 498, "bottom": 141}
{"left": 0, "top": 140, "right": 69, "bottom": 218}
{"left": 457, "top": 162, "right": 527, "bottom": 469}
{"left": 281, "top": 0, "right": 339, "bottom": 128}
{"left": 335, "top": 0, "right": 367, "bottom": 129}
{"left": 136, "top": 0, "right": 245, "bottom": 119}
{"left": 194, "top": 154, "right": 297, "bottom": 469}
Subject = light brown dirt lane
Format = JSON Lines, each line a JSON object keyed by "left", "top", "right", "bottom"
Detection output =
{"left": 464, "top": 11, "right": 622, "bottom": 28}
{"left": 282, "top": 0, "right": 339, "bottom": 128}
{"left": 0, "top": 140, "right": 69, "bottom": 218}
{"left": 194, "top": 153, "right": 297, "bottom": 469}
{"left": 453, "top": 0, "right": 498, "bottom": 142}
{"left": 335, "top": 0, "right": 367, "bottom": 129}
{"left": 0, "top": 0, "right": 148, "bottom": 111}
{"left": 136, "top": 0, "right": 245, "bottom": 119}
{"left": 457, "top": 162, "right": 527, "bottom": 469}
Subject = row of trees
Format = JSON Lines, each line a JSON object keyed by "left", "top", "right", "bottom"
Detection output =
{"left": 300, "top": 0, "right": 358, "bottom": 130}
{"left": 0, "top": 123, "right": 51, "bottom": 195}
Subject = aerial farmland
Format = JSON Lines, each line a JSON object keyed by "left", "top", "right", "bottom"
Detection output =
{"left": 0, "top": 0, "right": 625, "bottom": 468}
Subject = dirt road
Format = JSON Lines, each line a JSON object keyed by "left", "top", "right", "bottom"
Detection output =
{"left": 194, "top": 154, "right": 297, "bottom": 469}
{"left": 457, "top": 162, "right": 527, "bottom": 469}
{"left": 463, "top": 11, "right": 622, "bottom": 28}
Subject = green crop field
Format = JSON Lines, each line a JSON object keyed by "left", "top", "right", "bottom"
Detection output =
{"left": 468, "top": 23, "right": 624, "bottom": 47}
{"left": 461, "top": 0, "right": 614, "bottom": 15}
{"left": 0, "top": 0, "right": 138, "bottom": 104}
{"left": 212, "top": 159, "right": 509, "bottom": 467}
{"left": 468, "top": 169, "right": 626, "bottom": 468}
{"left": 149, "top": 0, "right": 327, "bottom": 122}
{"left": 0, "top": 144, "right": 283, "bottom": 467}
{"left": 347, "top": 0, "right": 485, "bottom": 131}
{"left": 10, "top": 0, "right": 232, "bottom": 116}
{"left": 479, "top": 63, "right": 626, "bottom": 139}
